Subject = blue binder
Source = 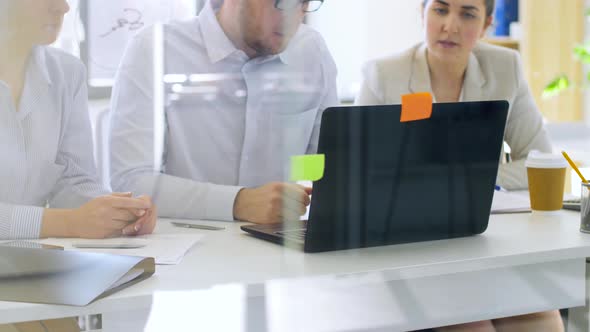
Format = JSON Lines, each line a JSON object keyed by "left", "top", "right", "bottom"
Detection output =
{"left": 495, "top": 0, "right": 519, "bottom": 36}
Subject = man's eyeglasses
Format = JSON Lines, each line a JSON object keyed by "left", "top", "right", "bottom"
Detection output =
{"left": 274, "top": 0, "right": 324, "bottom": 13}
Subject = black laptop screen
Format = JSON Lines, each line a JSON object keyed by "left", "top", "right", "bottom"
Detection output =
{"left": 305, "top": 101, "right": 509, "bottom": 252}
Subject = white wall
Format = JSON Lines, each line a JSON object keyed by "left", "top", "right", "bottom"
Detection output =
{"left": 53, "top": 0, "right": 82, "bottom": 57}
{"left": 308, "top": 0, "right": 423, "bottom": 102}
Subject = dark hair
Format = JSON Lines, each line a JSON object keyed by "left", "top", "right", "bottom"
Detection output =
{"left": 423, "top": 0, "right": 496, "bottom": 18}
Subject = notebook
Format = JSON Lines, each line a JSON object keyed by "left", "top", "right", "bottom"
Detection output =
{"left": 491, "top": 191, "right": 531, "bottom": 214}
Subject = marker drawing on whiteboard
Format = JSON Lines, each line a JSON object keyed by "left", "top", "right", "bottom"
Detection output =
{"left": 100, "top": 8, "right": 145, "bottom": 38}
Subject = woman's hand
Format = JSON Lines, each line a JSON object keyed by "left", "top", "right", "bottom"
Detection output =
{"left": 69, "top": 193, "right": 152, "bottom": 239}
{"left": 121, "top": 195, "right": 158, "bottom": 236}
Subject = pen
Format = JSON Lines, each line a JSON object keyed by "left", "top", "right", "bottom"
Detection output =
{"left": 171, "top": 222, "right": 225, "bottom": 231}
{"left": 495, "top": 185, "right": 506, "bottom": 192}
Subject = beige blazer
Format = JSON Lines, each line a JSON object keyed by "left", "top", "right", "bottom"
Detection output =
{"left": 356, "top": 42, "right": 552, "bottom": 190}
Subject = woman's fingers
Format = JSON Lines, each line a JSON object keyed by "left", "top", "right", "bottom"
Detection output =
{"left": 110, "top": 209, "right": 140, "bottom": 222}
{"left": 122, "top": 210, "right": 150, "bottom": 235}
{"left": 107, "top": 196, "right": 152, "bottom": 210}
{"left": 139, "top": 208, "right": 157, "bottom": 235}
{"left": 110, "top": 192, "right": 133, "bottom": 197}
{"left": 109, "top": 219, "right": 130, "bottom": 231}
{"left": 96, "top": 194, "right": 157, "bottom": 237}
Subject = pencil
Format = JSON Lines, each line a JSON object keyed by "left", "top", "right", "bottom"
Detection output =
{"left": 562, "top": 151, "right": 588, "bottom": 183}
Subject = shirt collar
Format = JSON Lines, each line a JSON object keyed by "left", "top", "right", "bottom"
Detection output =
{"left": 200, "top": 0, "right": 294, "bottom": 65}
{"left": 31, "top": 46, "right": 53, "bottom": 86}
{"left": 200, "top": 0, "right": 242, "bottom": 63}
{"left": 277, "top": 31, "right": 300, "bottom": 65}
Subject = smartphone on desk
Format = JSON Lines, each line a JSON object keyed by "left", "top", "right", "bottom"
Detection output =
{"left": 71, "top": 239, "right": 148, "bottom": 249}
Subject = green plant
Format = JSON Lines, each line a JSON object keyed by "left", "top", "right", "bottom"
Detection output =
{"left": 543, "top": 9, "right": 590, "bottom": 98}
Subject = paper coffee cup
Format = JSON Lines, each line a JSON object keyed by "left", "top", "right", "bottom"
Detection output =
{"left": 525, "top": 151, "right": 567, "bottom": 211}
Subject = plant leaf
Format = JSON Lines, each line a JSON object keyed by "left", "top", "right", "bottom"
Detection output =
{"left": 574, "top": 44, "right": 590, "bottom": 64}
{"left": 543, "top": 75, "right": 570, "bottom": 98}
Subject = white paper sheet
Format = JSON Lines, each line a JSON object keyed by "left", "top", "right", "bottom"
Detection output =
{"left": 38, "top": 233, "right": 202, "bottom": 265}
{"left": 491, "top": 191, "right": 531, "bottom": 214}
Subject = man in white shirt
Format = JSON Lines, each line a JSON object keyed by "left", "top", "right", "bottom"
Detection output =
{"left": 110, "top": 0, "right": 338, "bottom": 224}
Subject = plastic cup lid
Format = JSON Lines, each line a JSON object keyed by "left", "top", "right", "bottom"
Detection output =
{"left": 525, "top": 150, "right": 567, "bottom": 169}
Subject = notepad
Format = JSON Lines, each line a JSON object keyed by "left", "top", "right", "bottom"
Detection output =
{"left": 491, "top": 191, "right": 531, "bottom": 214}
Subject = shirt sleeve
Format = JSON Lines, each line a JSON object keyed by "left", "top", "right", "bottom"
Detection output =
{"left": 109, "top": 29, "right": 242, "bottom": 221}
{"left": 0, "top": 203, "right": 44, "bottom": 240}
{"left": 49, "top": 59, "right": 109, "bottom": 208}
{"left": 306, "top": 33, "right": 339, "bottom": 154}
{"left": 498, "top": 52, "right": 552, "bottom": 190}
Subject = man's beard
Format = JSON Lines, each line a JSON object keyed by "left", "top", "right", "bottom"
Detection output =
{"left": 237, "top": 1, "right": 287, "bottom": 57}
{"left": 246, "top": 38, "right": 283, "bottom": 57}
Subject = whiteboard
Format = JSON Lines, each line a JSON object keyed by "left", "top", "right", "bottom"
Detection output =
{"left": 83, "top": 0, "right": 197, "bottom": 88}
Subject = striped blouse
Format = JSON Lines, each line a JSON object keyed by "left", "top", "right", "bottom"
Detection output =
{"left": 0, "top": 46, "right": 107, "bottom": 239}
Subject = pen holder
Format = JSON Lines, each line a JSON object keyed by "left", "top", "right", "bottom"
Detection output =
{"left": 581, "top": 182, "right": 590, "bottom": 233}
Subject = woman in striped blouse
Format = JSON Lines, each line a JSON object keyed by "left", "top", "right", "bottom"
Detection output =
{"left": 0, "top": 0, "right": 157, "bottom": 240}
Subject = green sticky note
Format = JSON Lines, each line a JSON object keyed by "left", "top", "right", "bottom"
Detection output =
{"left": 290, "top": 154, "right": 325, "bottom": 181}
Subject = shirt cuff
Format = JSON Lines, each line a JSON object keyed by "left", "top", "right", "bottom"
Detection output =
{"left": 204, "top": 184, "right": 244, "bottom": 221}
{"left": 9, "top": 205, "right": 44, "bottom": 239}
{"left": 497, "top": 160, "right": 528, "bottom": 191}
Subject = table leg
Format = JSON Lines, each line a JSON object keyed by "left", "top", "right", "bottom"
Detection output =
{"left": 567, "top": 260, "right": 590, "bottom": 332}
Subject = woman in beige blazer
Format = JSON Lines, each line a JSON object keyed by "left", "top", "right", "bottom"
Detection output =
{"left": 356, "top": 0, "right": 552, "bottom": 192}
{"left": 357, "top": 0, "right": 562, "bottom": 331}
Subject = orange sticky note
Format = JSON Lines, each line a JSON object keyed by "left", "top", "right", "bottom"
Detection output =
{"left": 401, "top": 92, "right": 433, "bottom": 122}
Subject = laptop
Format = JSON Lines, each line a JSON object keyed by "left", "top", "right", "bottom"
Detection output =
{"left": 242, "top": 101, "right": 509, "bottom": 253}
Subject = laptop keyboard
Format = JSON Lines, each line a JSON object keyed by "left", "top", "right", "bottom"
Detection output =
{"left": 274, "top": 228, "right": 307, "bottom": 241}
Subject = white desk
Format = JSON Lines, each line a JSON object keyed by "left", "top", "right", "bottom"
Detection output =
{"left": 1, "top": 211, "right": 590, "bottom": 331}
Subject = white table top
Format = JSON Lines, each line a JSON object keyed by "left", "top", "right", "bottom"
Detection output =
{"left": 2, "top": 210, "right": 590, "bottom": 325}
{"left": 152, "top": 210, "right": 590, "bottom": 291}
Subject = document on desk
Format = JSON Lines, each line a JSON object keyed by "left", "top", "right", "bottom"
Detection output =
{"left": 491, "top": 190, "right": 531, "bottom": 214}
{"left": 0, "top": 246, "right": 155, "bottom": 306}
{"left": 39, "top": 233, "right": 203, "bottom": 265}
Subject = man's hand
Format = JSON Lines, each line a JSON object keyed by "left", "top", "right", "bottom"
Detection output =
{"left": 233, "top": 182, "right": 312, "bottom": 224}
